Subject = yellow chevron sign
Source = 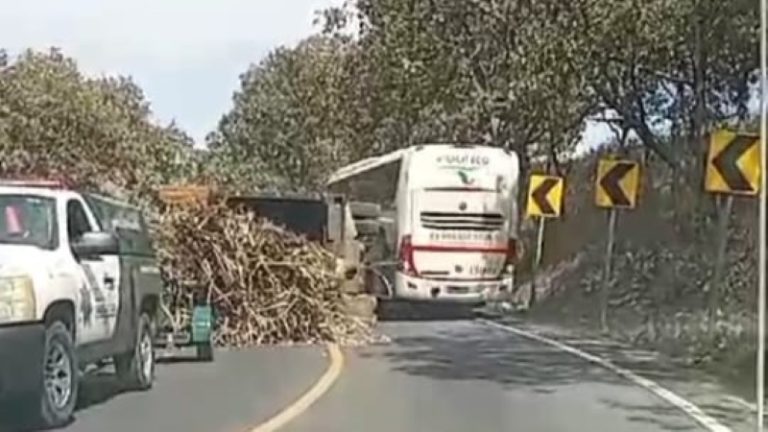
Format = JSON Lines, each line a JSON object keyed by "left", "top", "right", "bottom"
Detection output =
{"left": 526, "top": 174, "right": 564, "bottom": 218}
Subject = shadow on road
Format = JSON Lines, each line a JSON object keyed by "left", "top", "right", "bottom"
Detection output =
{"left": 600, "top": 400, "right": 697, "bottom": 431}
{"left": 376, "top": 299, "right": 477, "bottom": 322}
{"left": 361, "top": 322, "right": 698, "bottom": 431}
{"left": 75, "top": 371, "right": 133, "bottom": 411}
{"left": 1, "top": 360, "right": 190, "bottom": 432}
{"left": 0, "top": 369, "right": 134, "bottom": 432}
{"left": 364, "top": 324, "right": 627, "bottom": 387}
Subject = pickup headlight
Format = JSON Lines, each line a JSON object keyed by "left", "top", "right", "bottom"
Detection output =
{"left": 0, "top": 276, "right": 36, "bottom": 324}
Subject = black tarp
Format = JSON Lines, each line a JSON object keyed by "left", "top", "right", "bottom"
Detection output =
{"left": 226, "top": 195, "right": 328, "bottom": 243}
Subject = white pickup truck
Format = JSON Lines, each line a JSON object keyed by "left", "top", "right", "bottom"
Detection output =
{"left": 0, "top": 180, "right": 163, "bottom": 428}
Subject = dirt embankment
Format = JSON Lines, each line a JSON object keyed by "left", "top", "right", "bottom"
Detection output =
{"left": 513, "top": 144, "right": 759, "bottom": 400}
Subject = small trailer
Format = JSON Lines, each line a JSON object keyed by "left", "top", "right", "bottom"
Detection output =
{"left": 154, "top": 289, "right": 216, "bottom": 361}
{"left": 153, "top": 185, "right": 217, "bottom": 361}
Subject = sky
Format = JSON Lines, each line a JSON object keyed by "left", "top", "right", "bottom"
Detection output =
{"left": 0, "top": 0, "right": 613, "bottom": 150}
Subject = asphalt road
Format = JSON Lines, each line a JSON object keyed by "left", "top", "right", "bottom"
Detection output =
{"left": 284, "top": 320, "right": 715, "bottom": 432}
{"left": 1, "top": 346, "right": 327, "bottom": 432}
{"left": 2, "top": 318, "right": 752, "bottom": 432}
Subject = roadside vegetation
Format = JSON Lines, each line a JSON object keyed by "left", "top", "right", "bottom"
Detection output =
{"left": 0, "top": 0, "right": 759, "bottom": 390}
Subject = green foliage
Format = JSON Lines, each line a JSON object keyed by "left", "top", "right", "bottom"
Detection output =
{"left": 350, "top": 0, "right": 593, "bottom": 164}
{"left": 0, "top": 48, "right": 199, "bottom": 209}
{"left": 530, "top": 0, "right": 758, "bottom": 164}
{"left": 207, "top": 0, "right": 756, "bottom": 192}
{"left": 206, "top": 36, "right": 358, "bottom": 192}
{"left": 4, "top": 1, "right": 756, "bottom": 205}
{"left": 0, "top": 1, "right": 759, "bottom": 370}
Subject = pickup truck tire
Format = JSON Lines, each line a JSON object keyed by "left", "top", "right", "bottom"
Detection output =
{"left": 114, "top": 313, "right": 155, "bottom": 391}
{"left": 34, "top": 321, "right": 78, "bottom": 429}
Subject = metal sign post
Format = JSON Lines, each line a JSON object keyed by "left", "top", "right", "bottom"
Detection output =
{"left": 702, "top": 126, "right": 763, "bottom": 422}
{"left": 601, "top": 208, "right": 618, "bottom": 332}
{"left": 530, "top": 216, "right": 547, "bottom": 307}
{"left": 758, "top": 0, "right": 767, "bottom": 428}
{"left": 710, "top": 195, "right": 734, "bottom": 325}
{"left": 594, "top": 158, "right": 641, "bottom": 331}
{"left": 704, "top": 127, "right": 765, "bottom": 430}
{"left": 524, "top": 174, "right": 565, "bottom": 309}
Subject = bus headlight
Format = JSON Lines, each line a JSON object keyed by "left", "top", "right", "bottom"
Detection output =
{"left": 0, "top": 276, "right": 36, "bottom": 324}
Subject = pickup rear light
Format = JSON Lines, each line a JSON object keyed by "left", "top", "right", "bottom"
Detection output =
{"left": 397, "top": 234, "right": 418, "bottom": 277}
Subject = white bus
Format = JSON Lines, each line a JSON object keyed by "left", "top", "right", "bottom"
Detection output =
{"left": 327, "top": 143, "right": 521, "bottom": 305}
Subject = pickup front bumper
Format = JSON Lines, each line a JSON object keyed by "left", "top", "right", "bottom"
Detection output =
{"left": 0, "top": 322, "right": 45, "bottom": 399}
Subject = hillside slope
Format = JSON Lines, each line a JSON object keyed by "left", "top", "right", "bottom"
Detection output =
{"left": 514, "top": 143, "right": 759, "bottom": 399}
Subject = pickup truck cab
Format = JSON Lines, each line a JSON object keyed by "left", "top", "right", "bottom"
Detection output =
{"left": 0, "top": 180, "right": 162, "bottom": 428}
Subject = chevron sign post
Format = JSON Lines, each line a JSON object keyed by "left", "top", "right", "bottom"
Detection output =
{"left": 704, "top": 130, "right": 763, "bottom": 355}
{"left": 705, "top": 129, "right": 761, "bottom": 196}
{"left": 524, "top": 174, "right": 565, "bottom": 308}
{"left": 593, "top": 158, "right": 642, "bottom": 331}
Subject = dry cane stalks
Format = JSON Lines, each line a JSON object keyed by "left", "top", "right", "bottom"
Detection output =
{"left": 155, "top": 201, "right": 374, "bottom": 347}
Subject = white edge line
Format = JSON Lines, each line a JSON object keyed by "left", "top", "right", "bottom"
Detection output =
{"left": 723, "top": 395, "right": 758, "bottom": 412}
{"left": 478, "top": 319, "right": 733, "bottom": 432}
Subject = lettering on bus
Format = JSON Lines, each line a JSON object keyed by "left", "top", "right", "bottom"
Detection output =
{"left": 469, "top": 261, "right": 504, "bottom": 276}
{"left": 436, "top": 154, "right": 490, "bottom": 167}
{"left": 429, "top": 231, "right": 496, "bottom": 243}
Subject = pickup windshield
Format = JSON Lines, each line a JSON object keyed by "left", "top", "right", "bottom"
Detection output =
{"left": 0, "top": 194, "right": 58, "bottom": 250}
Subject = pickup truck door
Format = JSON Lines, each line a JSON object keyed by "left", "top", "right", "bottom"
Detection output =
{"left": 66, "top": 198, "right": 121, "bottom": 343}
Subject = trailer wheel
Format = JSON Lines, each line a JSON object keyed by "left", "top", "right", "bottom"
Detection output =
{"left": 196, "top": 342, "right": 214, "bottom": 362}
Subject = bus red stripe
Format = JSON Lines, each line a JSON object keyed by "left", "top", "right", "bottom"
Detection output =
{"left": 412, "top": 245, "right": 509, "bottom": 254}
{"left": 421, "top": 277, "right": 503, "bottom": 282}
{"left": 423, "top": 187, "right": 495, "bottom": 192}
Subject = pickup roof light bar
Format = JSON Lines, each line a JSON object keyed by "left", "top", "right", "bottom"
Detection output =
{"left": 0, "top": 178, "right": 71, "bottom": 189}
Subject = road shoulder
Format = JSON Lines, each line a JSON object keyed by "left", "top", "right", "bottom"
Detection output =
{"left": 478, "top": 313, "right": 757, "bottom": 432}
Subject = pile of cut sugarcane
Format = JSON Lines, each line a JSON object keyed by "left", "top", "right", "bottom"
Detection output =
{"left": 155, "top": 200, "right": 373, "bottom": 346}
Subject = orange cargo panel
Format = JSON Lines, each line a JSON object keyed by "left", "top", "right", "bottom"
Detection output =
{"left": 157, "top": 185, "right": 211, "bottom": 205}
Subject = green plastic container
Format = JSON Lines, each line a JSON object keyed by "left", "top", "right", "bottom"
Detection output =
{"left": 191, "top": 305, "right": 213, "bottom": 344}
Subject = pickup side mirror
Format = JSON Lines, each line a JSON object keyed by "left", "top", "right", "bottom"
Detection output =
{"left": 72, "top": 231, "right": 120, "bottom": 257}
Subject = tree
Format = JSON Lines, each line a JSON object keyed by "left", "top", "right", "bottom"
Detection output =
{"left": 213, "top": 0, "right": 757, "bottom": 198}
{"left": 0, "top": 48, "right": 198, "bottom": 209}
{"left": 529, "top": 0, "right": 758, "bottom": 165}
{"left": 208, "top": 36, "right": 357, "bottom": 192}
{"left": 321, "top": 0, "right": 594, "bottom": 193}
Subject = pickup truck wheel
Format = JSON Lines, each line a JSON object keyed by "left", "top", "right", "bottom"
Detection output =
{"left": 34, "top": 321, "right": 78, "bottom": 429}
{"left": 114, "top": 313, "right": 155, "bottom": 391}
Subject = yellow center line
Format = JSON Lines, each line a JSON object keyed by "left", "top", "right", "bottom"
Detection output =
{"left": 249, "top": 343, "right": 344, "bottom": 432}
